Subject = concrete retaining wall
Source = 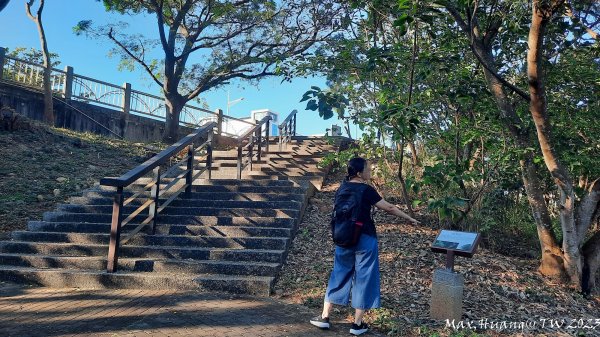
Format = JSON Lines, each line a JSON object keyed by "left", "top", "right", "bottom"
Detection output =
{"left": 0, "top": 81, "right": 194, "bottom": 142}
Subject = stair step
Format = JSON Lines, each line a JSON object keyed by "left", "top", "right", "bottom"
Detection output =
{"left": 42, "top": 213, "right": 296, "bottom": 226}
{"left": 68, "top": 197, "right": 302, "bottom": 210}
{"left": 88, "top": 185, "right": 307, "bottom": 197}
{"left": 190, "top": 185, "right": 306, "bottom": 193}
{"left": 258, "top": 166, "right": 326, "bottom": 173}
{"left": 10, "top": 231, "right": 290, "bottom": 250}
{"left": 0, "top": 254, "right": 280, "bottom": 276}
{"left": 98, "top": 178, "right": 298, "bottom": 191}
{"left": 0, "top": 242, "right": 285, "bottom": 263}
{"left": 193, "top": 179, "right": 297, "bottom": 187}
{"left": 242, "top": 171, "right": 325, "bottom": 177}
{"left": 26, "top": 223, "right": 293, "bottom": 237}
{"left": 0, "top": 135, "right": 337, "bottom": 294}
{"left": 56, "top": 205, "right": 299, "bottom": 218}
{"left": 28, "top": 221, "right": 295, "bottom": 234}
{"left": 0, "top": 266, "right": 273, "bottom": 295}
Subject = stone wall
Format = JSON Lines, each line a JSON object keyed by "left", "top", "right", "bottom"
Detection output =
{"left": 0, "top": 81, "right": 194, "bottom": 142}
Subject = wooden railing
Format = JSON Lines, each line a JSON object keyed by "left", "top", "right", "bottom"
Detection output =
{"left": 100, "top": 122, "right": 216, "bottom": 272}
{"left": 237, "top": 116, "right": 272, "bottom": 179}
{"left": 278, "top": 109, "right": 298, "bottom": 151}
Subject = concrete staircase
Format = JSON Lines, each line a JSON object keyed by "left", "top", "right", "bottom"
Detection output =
{"left": 0, "top": 136, "right": 338, "bottom": 295}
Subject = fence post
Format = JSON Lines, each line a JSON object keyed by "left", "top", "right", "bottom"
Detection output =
{"left": 107, "top": 187, "right": 124, "bottom": 273}
{"left": 122, "top": 82, "right": 131, "bottom": 114}
{"left": 63, "top": 66, "right": 73, "bottom": 100}
{"left": 120, "top": 83, "right": 131, "bottom": 138}
{"left": 216, "top": 108, "right": 223, "bottom": 135}
{"left": 0, "top": 47, "right": 5, "bottom": 80}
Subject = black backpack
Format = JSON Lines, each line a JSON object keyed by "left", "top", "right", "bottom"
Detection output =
{"left": 330, "top": 181, "right": 369, "bottom": 247}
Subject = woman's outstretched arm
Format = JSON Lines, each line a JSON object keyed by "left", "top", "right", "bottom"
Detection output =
{"left": 374, "top": 199, "right": 420, "bottom": 225}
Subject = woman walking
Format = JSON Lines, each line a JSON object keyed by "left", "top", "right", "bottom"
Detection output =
{"left": 310, "top": 157, "right": 420, "bottom": 336}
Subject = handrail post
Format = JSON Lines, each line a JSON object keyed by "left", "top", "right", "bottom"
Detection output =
{"left": 257, "top": 126, "right": 262, "bottom": 162}
{"left": 107, "top": 187, "right": 124, "bottom": 273}
{"left": 0, "top": 47, "right": 5, "bottom": 80}
{"left": 265, "top": 119, "right": 270, "bottom": 155}
{"left": 237, "top": 145, "right": 243, "bottom": 180}
{"left": 293, "top": 114, "right": 297, "bottom": 136}
{"left": 278, "top": 127, "right": 283, "bottom": 152}
{"left": 63, "top": 66, "right": 73, "bottom": 100}
{"left": 249, "top": 141, "right": 254, "bottom": 171}
{"left": 216, "top": 108, "right": 223, "bottom": 135}
{"left": 286, "top": 123, "right": 291, "bottom": 149}
{"left": 186, "top": 144, "right": 194, "bottom": 196}
{"left": 207, "top": 130, "right": 213, "bottom": 180}
{"left": 150, "top": 167, "right": 160, "bottom": 235}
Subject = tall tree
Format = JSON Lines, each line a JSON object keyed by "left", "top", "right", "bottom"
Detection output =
{"left": 26, "top": 0, "right": 54, "bottom": 124}
{"left": 77, "top": 0, "right": 342, "bottom": 142}
{"left": 301, "top": 0, "right": 600, "bottom": 293}
{"left": 526, "top": 0, "right": 600, "bottom": 292}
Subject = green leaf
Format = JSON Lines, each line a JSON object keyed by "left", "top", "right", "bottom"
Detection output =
{"left": 306, "top": 99, "right": 318, "bottom": 111}
{"left": 300, "top": 91, "right": 313, "bottom": 102}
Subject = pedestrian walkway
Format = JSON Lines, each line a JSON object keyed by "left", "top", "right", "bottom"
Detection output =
{"left": 0, "top": 284, "right": 383, "bottom": 336}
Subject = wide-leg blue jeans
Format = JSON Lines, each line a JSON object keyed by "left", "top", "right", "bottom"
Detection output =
{"left": 324, "top": 233, "right": 381, "bottom": 310}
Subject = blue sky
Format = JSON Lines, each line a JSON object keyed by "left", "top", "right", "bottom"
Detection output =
{"left": 1, "top": 0, "right": 347, "bottom": 136}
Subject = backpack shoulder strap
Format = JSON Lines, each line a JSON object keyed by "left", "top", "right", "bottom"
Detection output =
{"left": 350, "top": 183, "right": 370, "bottom": 220}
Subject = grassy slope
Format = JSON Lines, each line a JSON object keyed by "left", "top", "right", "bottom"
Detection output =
{"left": 0, "top": 121, "right": 157, "bottom": 235}
{"left": 274, "top": 170, "right": 600, "bottom": 337}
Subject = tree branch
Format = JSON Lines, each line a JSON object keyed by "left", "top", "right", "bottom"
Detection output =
{"left": 566, "top": 2, "right": 598, "bottom": 40}
{"left": 445, "top": 4, "right": 530, "bottom": 101}
{"left": 107, "top": 28, "right": 164, "bottom": 88}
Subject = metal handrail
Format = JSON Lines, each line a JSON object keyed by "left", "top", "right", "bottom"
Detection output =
{"left": 100, "top": 122, "right": 216, "bottom": 272}
{"left": 223, "top": 114, "right": 256, "bottom": 125}
{"left": 0, "top": 49, "right": 250, "bottom": 134}
{"left": 279, "top": 109, "right": 298, "bottom": 127}
{"left": 236, "top": 116, "right": 272, "bottom": 179}
{"left": 4, "top": 55, "right": 67, "bottom": 74}
{"left": 278, "top": 109, "right": 298, "bottom": 151}
{"left": 73, "top": 73, "right": 123, "bottom": 90}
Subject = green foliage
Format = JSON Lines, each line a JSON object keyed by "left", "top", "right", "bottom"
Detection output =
{"left": 300, "top": 86, "right": 349, "bottom": 120}
{"left": 6, "top": 47, "right": 60, "bottom": 67}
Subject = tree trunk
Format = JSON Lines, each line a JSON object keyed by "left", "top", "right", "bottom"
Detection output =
{"left": 397, "top": 138, "right": 415, "bottom": 218}
{"left": 520, "top": 156, "right": 566, "bottom": 278}
{"left": 408, "top": 141, "right": 419, "bottom": 166}
{"left": 527, "top": 1, "right": 581, "bottom": 288}
{"left": 471, "top": 33, "right": 565, "bottom": 278}
{"left": 26, "top": 0, "right": 54, "bottom": 124}
{"left": 164, "top": 95, "right": 184, "bottom": 143}
{"left": 582, "top": 231, "right": 600, "bottom": 294}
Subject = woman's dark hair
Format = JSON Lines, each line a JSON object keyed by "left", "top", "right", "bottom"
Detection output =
{"left": 346, "top": 157, "right": 367, "bottom": 181}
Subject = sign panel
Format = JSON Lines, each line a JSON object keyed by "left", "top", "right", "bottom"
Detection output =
{"left": 431, "top": 230, "right": 481, "bottom": 257}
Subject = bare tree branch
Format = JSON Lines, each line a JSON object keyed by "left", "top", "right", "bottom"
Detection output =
{"left": 108, "top": 28, "right": 164, "bottom": 88}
